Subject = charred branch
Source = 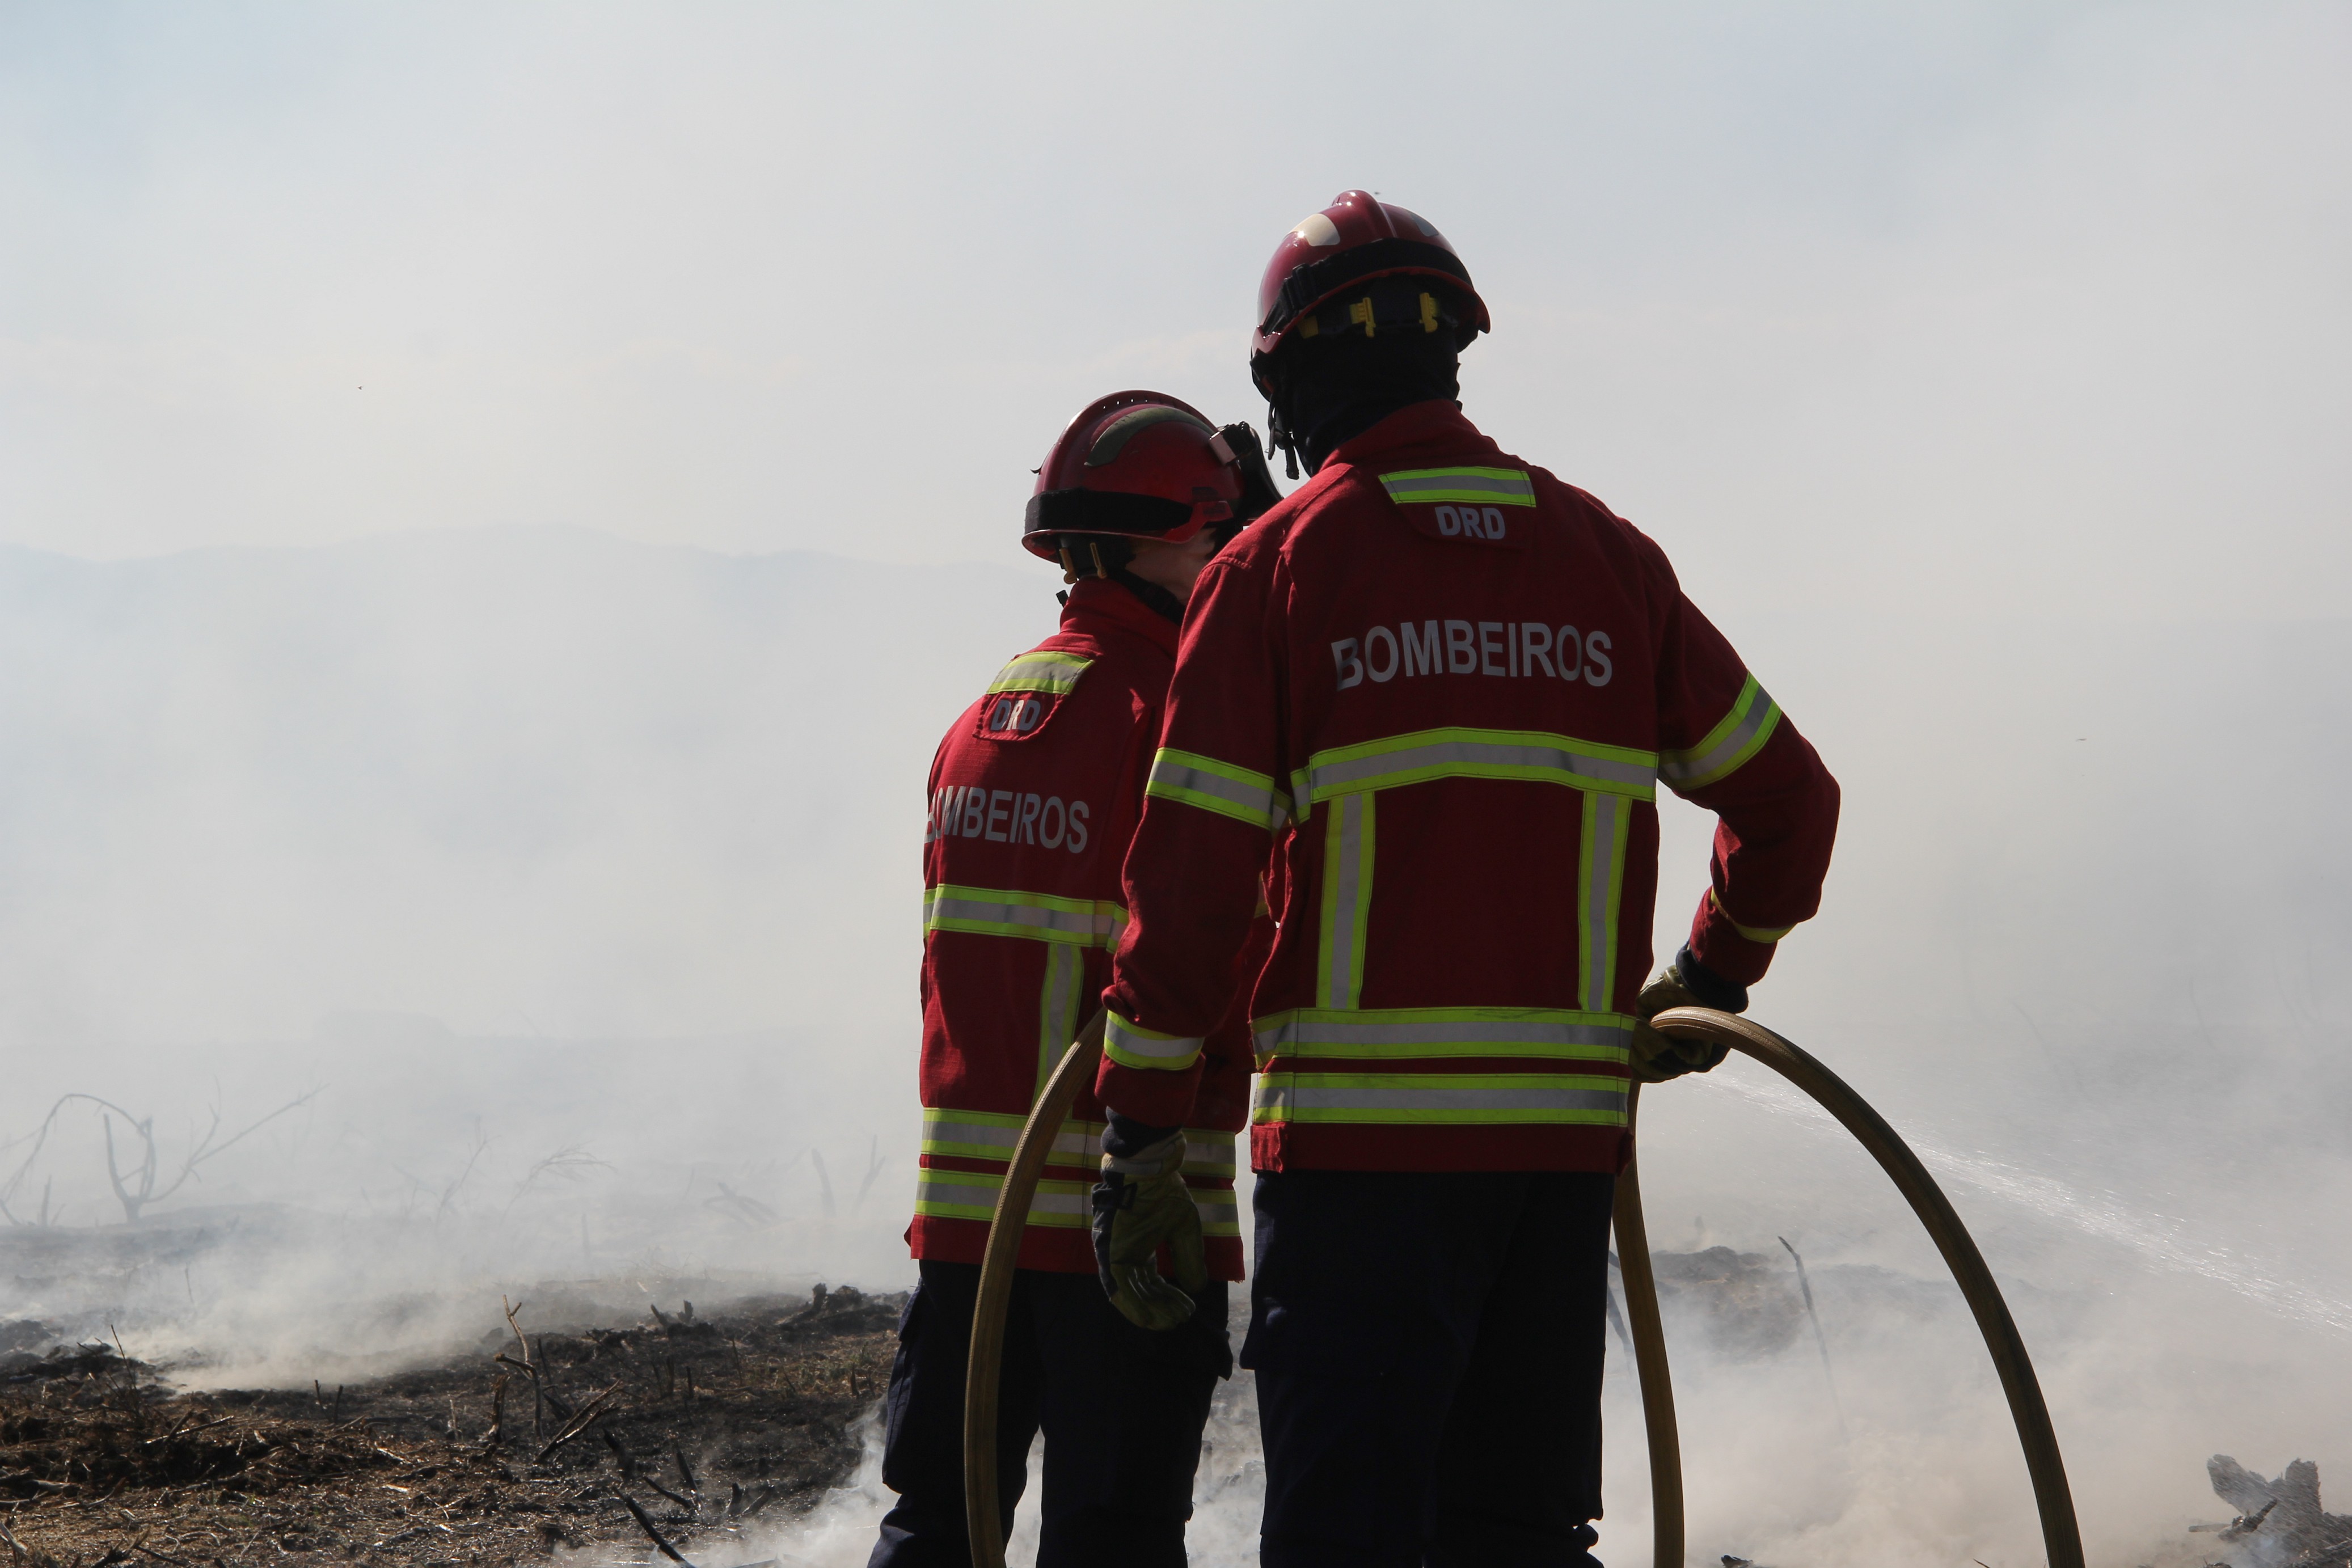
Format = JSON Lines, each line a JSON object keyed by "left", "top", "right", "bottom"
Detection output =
{"left": 2, "top": 1089, "right": 322, "bottom": 1225}
{"left": 601, "top": 1429, "right": 693, "bottom": 1513}
{"left": 534, "top": 1384, "right": 618, "bottom": 1463}
{"left": 619, "top": 1493, "right": 699, "bottom": 1566}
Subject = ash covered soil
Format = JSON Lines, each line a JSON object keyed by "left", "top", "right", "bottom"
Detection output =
{"left": 0, "top": 1285, "right": 902, "bottom": 1567}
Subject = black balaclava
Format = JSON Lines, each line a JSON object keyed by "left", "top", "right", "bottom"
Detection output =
{"left": 1260, "top": 281, "right": 1467, "bottom": 475}
{"left": 1053, "top": 536, "right": 1188, "bottom": 625}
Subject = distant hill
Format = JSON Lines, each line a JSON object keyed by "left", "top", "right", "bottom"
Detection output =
{"left": 0, "top": 525, "right": 2345, "bottom": 1159}
{"left": 0, "top": 527, "right": 1052, "bottom": 1047}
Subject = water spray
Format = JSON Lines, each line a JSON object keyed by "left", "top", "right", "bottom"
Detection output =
{"left": 1623, "top": 1007, "right": 2084, "bottom": 1568}
{"left": 960, "top": 1005, "right": 2085, "bottom": 1568}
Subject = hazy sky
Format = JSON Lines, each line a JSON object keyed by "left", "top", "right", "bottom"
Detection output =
{"left": 4, "top": 2, "right": 2346, "bottom": 623}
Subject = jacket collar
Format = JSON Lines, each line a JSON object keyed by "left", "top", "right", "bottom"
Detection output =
{"left": 1059, "top": 576, "right": 1180, "bottom": 657}
{"left": 1323, "top": 399, "right": 1499, "bottom": 473}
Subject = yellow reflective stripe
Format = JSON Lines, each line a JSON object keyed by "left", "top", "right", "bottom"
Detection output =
{"left": 914, "top": 1170, "right": 1093, "bottom": 1227}
{"left": 1660, "top": 676, "right": 1783, "bottom": 792}
{"left": 986, "top": 650, "right": 1093, "bottom": 696}
{"left": 924, "top": 884, "right": 1127, "bottom": 948}
{"left": 1577, "top": 792, "right": 1632, "bottom": 1013}
{"left": 914, "top": 1136, "right": 1238, "bottom": 1234}
{"left": 920, "top": 1108, "right": 1102, "bottom": 1164}
{"left": 915, "top": 1172, "right": 1238, "bottom": 1235}
{"left": 1315, "top": 792, "right": 1374, "bottom": 1011}
{"left": 917, "top": 1110, "right": 1235, "bottom": 1178}
{"left": 1377, "top": 466, "right": 1538, "bottom": 507}
{"left": 1037, "top": 943, "right": 1086, "bottom": 1097}
{"left": 1104, "top": 1011, "right": 1204, "bottom": 1072}
{"left": 1293, "top": 726, "right": 1656, "bottom": 823}
{"left": 1254, "top": 1006, "right": 1632, "bottom": 1063}
{"left": 1251, "top": 1072, "right": 1628, "bottom": 1127}
{"left": 1709, "top": 889, "right": 1793, "bottom": 944}
{"left": 1176, "top": 1132, "right": 1239, "bottom": 1179}
{"left": 1146, "top": 747, "right": 1291, "bottom": 832}
{"left": 1189, "top": 1185, "right": 1242, "bottom": 1237}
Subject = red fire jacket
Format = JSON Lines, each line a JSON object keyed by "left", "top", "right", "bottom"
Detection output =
{"left": 909, "top": 578, "right": 1255, "bottom": 1278}
{"left": 1097, "top": 402, "right": 1840, "bottom": 1174}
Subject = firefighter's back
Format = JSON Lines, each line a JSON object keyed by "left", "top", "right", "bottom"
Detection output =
{"left": 1224, "top": 407, "right": 1708, "bottom": 1176}
{"left": 913, "top": 595, "right": 1162, "bottom": 1267}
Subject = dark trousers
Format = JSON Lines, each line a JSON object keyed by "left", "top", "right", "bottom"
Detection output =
{"left": 868, "top": 1259, "right": 1230, "bottom": 1568}
{"left": 1242, "top": 1170, "right": 1615, "bottom": 1568}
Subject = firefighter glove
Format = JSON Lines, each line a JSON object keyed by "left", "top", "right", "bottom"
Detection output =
{"left": 1628, "top": 946, "right": 1745, "bottom": 1083}
{"left": 1091, "top": 1131, "right": 1206, "bottom": 1332}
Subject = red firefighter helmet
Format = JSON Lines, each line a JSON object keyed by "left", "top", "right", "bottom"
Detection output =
{"left": 1250, "top": 190, "right": 1490, "bottom": 362}
{"left": 1021, "top": 391, "right": 1249, "bottom": 563}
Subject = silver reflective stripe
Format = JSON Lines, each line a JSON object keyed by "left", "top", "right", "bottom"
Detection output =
{"left": 1179, "top": 1134, "right": 1238, "bottom": 1177}
{"left": 1256, "top": 1015, "right": 1631, "bottom": 1055}
{"left": 1104, "top": 1013, "right": 1205, "bottom": 1065}
{"left": 1304, "top": 737, "right": 1655, "bottom": 800}
{"left": 1190, "top": 1189, "right": 1240, "bottom": 1229}
{"left": 924, "top": 1117, "right": 1021, "bottom": 1153}
{"left": 1579, "top": 793, "right": 1627, "bottom": 1014}
{"left": 1037, "top": 943, "right": 1086, "bottom": 1096}
{"left": 1661, "top": 682, "right": 1782, "bottom": 790}
{"left": 1147, "top": 753, "right": 1290, "bottom": 829}
{"left": 915, "top": 1172, "right": 1090, "bottom": 1219}
{"left": 1252, "top": 1080, "right": 1627, "bottom": 1116}
{"left": 921, "top": 1111, "right": 1103, "bottom": 1164}
{"left": 1316, "top": 792, "right": 1373, "bottom": 1009}
{"left": 924, "top": 889, "right": 1124, "bottom": 945}
{"left": 922, "top": 1113, "right": 1227, "bottom": 1178}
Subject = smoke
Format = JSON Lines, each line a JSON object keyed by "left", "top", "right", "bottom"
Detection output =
{"left": 3, "top": 536, "right": 2343, "bottom": 1565}
{"left": 3, "top": 4, "right": 2349, "bottom": 1565}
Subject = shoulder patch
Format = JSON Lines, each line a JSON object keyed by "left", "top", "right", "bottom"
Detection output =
{"left": 1378, "top": 467, "right": 1535, "bottom": 549}
{"left": 976, "top": 649, "right": 1094, "bottom": 742}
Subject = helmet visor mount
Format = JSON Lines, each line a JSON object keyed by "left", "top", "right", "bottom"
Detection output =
{"left": 1252, "top": 278, "right": 1471, "bottom": 401}
{"left": 1257, "top": 238, "right": 1481, "bottom": 353}
{"left": 1022, "top": 487, "right": 1212, "bottom": 543}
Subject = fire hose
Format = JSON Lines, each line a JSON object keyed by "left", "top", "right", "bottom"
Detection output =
{"left": 964, "top": 1005, "right": 2084, "bottom": 1568}
{"left": 961, "top": 1011, "right": 1107, "bottom": 1568}
{"left": 1623, "top": 1008, "right": 2083, "bottom": 1568}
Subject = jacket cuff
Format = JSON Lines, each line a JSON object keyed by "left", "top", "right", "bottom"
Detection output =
{"left": 1686, "top": 892, "right": 1779, "bottom": 987}
{"left": 1671, "top": 944, "right": 1749, "bottom": 1012}
{"left": 1103, "top": 1009, "right": 1205, "bottom": 1073}
{"left": 1095, "top": 1060, "right": 1202, "bottom": 1129}
{"left": 1103, "top": 1109, "right": 1182, "bottom": 1159}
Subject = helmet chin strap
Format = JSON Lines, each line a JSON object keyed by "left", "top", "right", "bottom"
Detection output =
{"left": 1105, "top": 564, "right": 1186, "bottom": 626}
{"left": 1051, "top": 536, "right": 1186, "bottom": 625}
{"left": 1266, "top": 401, "right": 1302, "bottom": 480}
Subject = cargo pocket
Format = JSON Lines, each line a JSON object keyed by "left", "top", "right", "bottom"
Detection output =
{"left": 1239, "top": 1294, "right": 1402, "bottom": 1377}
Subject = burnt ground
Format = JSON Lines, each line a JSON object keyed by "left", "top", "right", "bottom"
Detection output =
{"left": 0, "top": 1285, "right": 903, "bottom": 1568}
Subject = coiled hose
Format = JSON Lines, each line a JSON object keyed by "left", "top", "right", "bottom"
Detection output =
{"left": 962, "top": 1006, "right": 2085, "bottom": 1568}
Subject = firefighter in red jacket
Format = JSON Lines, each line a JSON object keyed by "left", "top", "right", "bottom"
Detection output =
{"left": 872, "top": 392, "right": 1280, "bottom": 1568}
{"left": 1087, "top": 195, "right": 1842, "bottom": 1566}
